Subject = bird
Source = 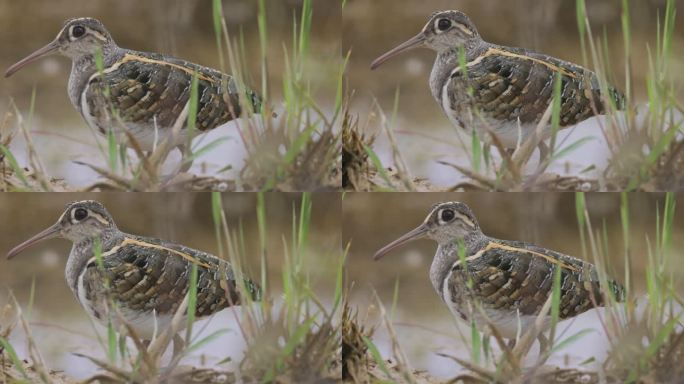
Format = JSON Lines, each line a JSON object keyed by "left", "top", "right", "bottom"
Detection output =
{"left": 373, "top": 201, "right": 624, "bottom": 350}
{"left": 5, "top": 17, "right": 262, "bottom": 172}
{"left": 370, "top": 10, "right": 625, "bottom": 159}
{"left": 6, "top": 200, "right": 261, "bottom": 353}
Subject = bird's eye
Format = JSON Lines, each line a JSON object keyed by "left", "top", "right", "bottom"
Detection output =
{"left": 437, "top": 19, "right": 452, "bottom": 31}
{"left": 440, "top": 209, "right": 455, "bottom": 223}
{"left": 74, "top": 208, "right": 88, "bottom": 221}
{"left": 72, "top": 25, "right": 86, "bottom": 38}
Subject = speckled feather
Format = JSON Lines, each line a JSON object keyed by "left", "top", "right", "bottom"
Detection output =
{"left": 84, "top": 51, "right": 262, "bottom": 136}
{"left": 443, "top": 238, "right": 624, "bottom": 323}
{"left": 80, "top": 234, "right": 261, "bottom": 323}
{"left": 444, "top": 45, "right": 625, "bottom": 129}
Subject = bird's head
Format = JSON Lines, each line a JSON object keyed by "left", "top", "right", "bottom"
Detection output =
{"left": 371, "top": 10, "right": 480, "bottom": 70}
{"left": 7, "top": 200, "right": 117, "bottom": 259}
{"left": 373, "top": 201, "right": 481, "bottom": 260}
{"left": 5, "top": 17, "right": 116, "bottom": 78}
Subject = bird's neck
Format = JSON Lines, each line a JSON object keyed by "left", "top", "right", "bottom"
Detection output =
{"left": 429, "top": 231, "right": 488, "bottom": 300}
{"left": 429, "top": 39, "right": 487, "bottom": 103}
{"left": 67, "top": 45, "right": 123, "bottom": 109}
{"left": 64, "top": 229, "right": 123, "bottom": 297}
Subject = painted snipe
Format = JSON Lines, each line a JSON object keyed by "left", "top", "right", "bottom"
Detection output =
{"left": 371, "top": 10, "right": 625, "bottom": 158}
{"left": 5, "top": 18, "right": 262, "bottom": 171}
{"left": 7, "top": 200, "right": 260, "bottom": 349}
{"left": 374, "top": 202, "right": 624, "bottom": 349}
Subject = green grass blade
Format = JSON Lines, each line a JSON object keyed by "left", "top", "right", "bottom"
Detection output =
{"left": 282, "top": 317, "right": 316, "bottom": 357}
{"left": 390, "top": 277, "right": 400, "bottom": 321}
{"left": 550, "top": 265, "right": 562, "bottom": 344}
{"left": 107, "top": 318, "right": 117, "bottom": 363}
{"left": 620, "top": 193, "right": 632, "bottom": 298}
{"left": 297, "top": 192, "right": 311, "bottom": 252}
{"left": 548, "top": 137, "right": 594, "bottom": 164}
{"left": 576, "top": 0, "right": 587, "bottom": 64}
{"left": 188, "top": 137, "right": 230, "bottom": 162}
{"left": 363, "top": 144, "right": 393, "bottom": 189}
{"left": 257, "top": 192, "right": 268, "bottom": 294}
{"left": 362, "top": 336, "right": 393, "bottom": 379}
{"left": 0, "top": 336, "right": 29, "bottom": 379}
{"left": 212, "top": 0, "right": 225, "bottom": 70}
{"left": 187, "top": 329, "right": 231, "bottom": 354}
{"left": 470, "top": 319, "right": 481, "bottom": 365}
{"left": 0, "top": 145, "right": 29, "bottom": 188}
{"left": 185, "top": 263, "right": 199, "bottom": 343}
{"left": 548, "top": 72, "right": 563, "bottom": 152}
{"left": 575, "top": 192, "right": 588, "bottom": 258}
{"left": 471, "top": 129, "right": 481, "bottom": 173}
{"left": 550, "top": 329, "right": 595, "bottom": 354}
{"left": 107, "top": 127, "right": 118, "bottom": 172}
{"left": 298, "top": 0, "right": 313, "bottom": 63}
{"left": 27, "top": 275, "right": 36, "bottom": 318}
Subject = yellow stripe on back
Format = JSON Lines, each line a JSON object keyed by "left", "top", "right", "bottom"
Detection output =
{"left": 470, "top": 48, "right": 578, "bottom": 79}
{"left": 106, "top": 54, "right": 215, "bottom": 83}
{"left": 99, "top": 237, "right": 212, "bottom": 269}
{"left": 453, "top": 241, "right": 580, "bottom": 272}
{"left": 485, "top": 242, "right": 579, "bottom": 271}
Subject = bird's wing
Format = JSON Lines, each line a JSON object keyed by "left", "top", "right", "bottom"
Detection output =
{"left": 84, "top": 51, "right": 260, "bottom": 131}
{"left": 448, "top": 45, "right": 624, "bottom": 127}
{"left": 452, "top": 239, "right": 623, "bottom": 319}
{"left": 81, "top": 235, "right": 260, "bottom": 318}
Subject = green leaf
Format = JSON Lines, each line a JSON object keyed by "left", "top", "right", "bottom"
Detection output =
{"left": 0, "top": 336, "right": 29, "bottom": 379}
{"left": 187, "top": 329, "right": 231, "bottom": 354}
{"left": 363, "top": 144, "right": 393, "bottom": 189}
{"left": 282, "top": 317, "right": 316, "bottom": 357}
{"left": 362, "top": 336, "right": 393, "bottom": 379}
{"left": 186, "top": 71, "right": 199, "bottom": 137}
{"left": 185, "top": 263, "right": 199, "bottom": 343}
{"left": 470, "top": 320, "right": 481, "bottom": 364}
{"left": 0, "top": 145, "right": 29, "bottom": 188}
{"left": 551, "top": 329, "right": 595, "bottom": 354}
{"left": 471, "top": 129, "right": 481, "bottom": 173}
{"left": 548, "top": 137, "right": 595, "bottom": 164}
{"left": 107, "top": 318, "right": 117, "bottom": 363}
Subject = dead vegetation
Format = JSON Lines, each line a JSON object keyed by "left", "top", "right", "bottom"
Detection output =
{"left": 342, "top": 107, "right": 435, "bottom": 192}
{"left": 342, "top": 293, "right": 684, "bottom": 384}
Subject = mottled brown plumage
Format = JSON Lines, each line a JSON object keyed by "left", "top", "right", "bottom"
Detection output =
{"left": 444, "top": 239, "right": 622, "bottom": 323}
{"left": 446, "top": 46, "right": 624, "bottom": 131}
{"left": 80, "top": 235, "right": 256, "bottom": 324}
{"left": 84, "top": 52, "right": 259, "bottom": 138}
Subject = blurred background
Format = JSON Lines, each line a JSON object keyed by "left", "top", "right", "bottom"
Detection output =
{"left": 0, "top": 0, "right": 341, "bottom": 186}
{"left": 344, "top": 192, "right": 684, "bottom": 379}
{"left": 344, "top": 0, "right": 684, "bottom": 187}
{"left": 0, "top": 192, "right": 341, "bottom": 379}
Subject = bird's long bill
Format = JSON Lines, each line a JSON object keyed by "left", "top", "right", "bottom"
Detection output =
{"left": 370, "top": 33, "right": 426, "bottom": 70}
{"left": 6, "top": 223, "right": 61, "bottom": 260}
{"left": 5, "top": 39, "right": 60, "bottom": 78}
{"left": 373, "top": 224, "right": 428, "bottom": 261}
